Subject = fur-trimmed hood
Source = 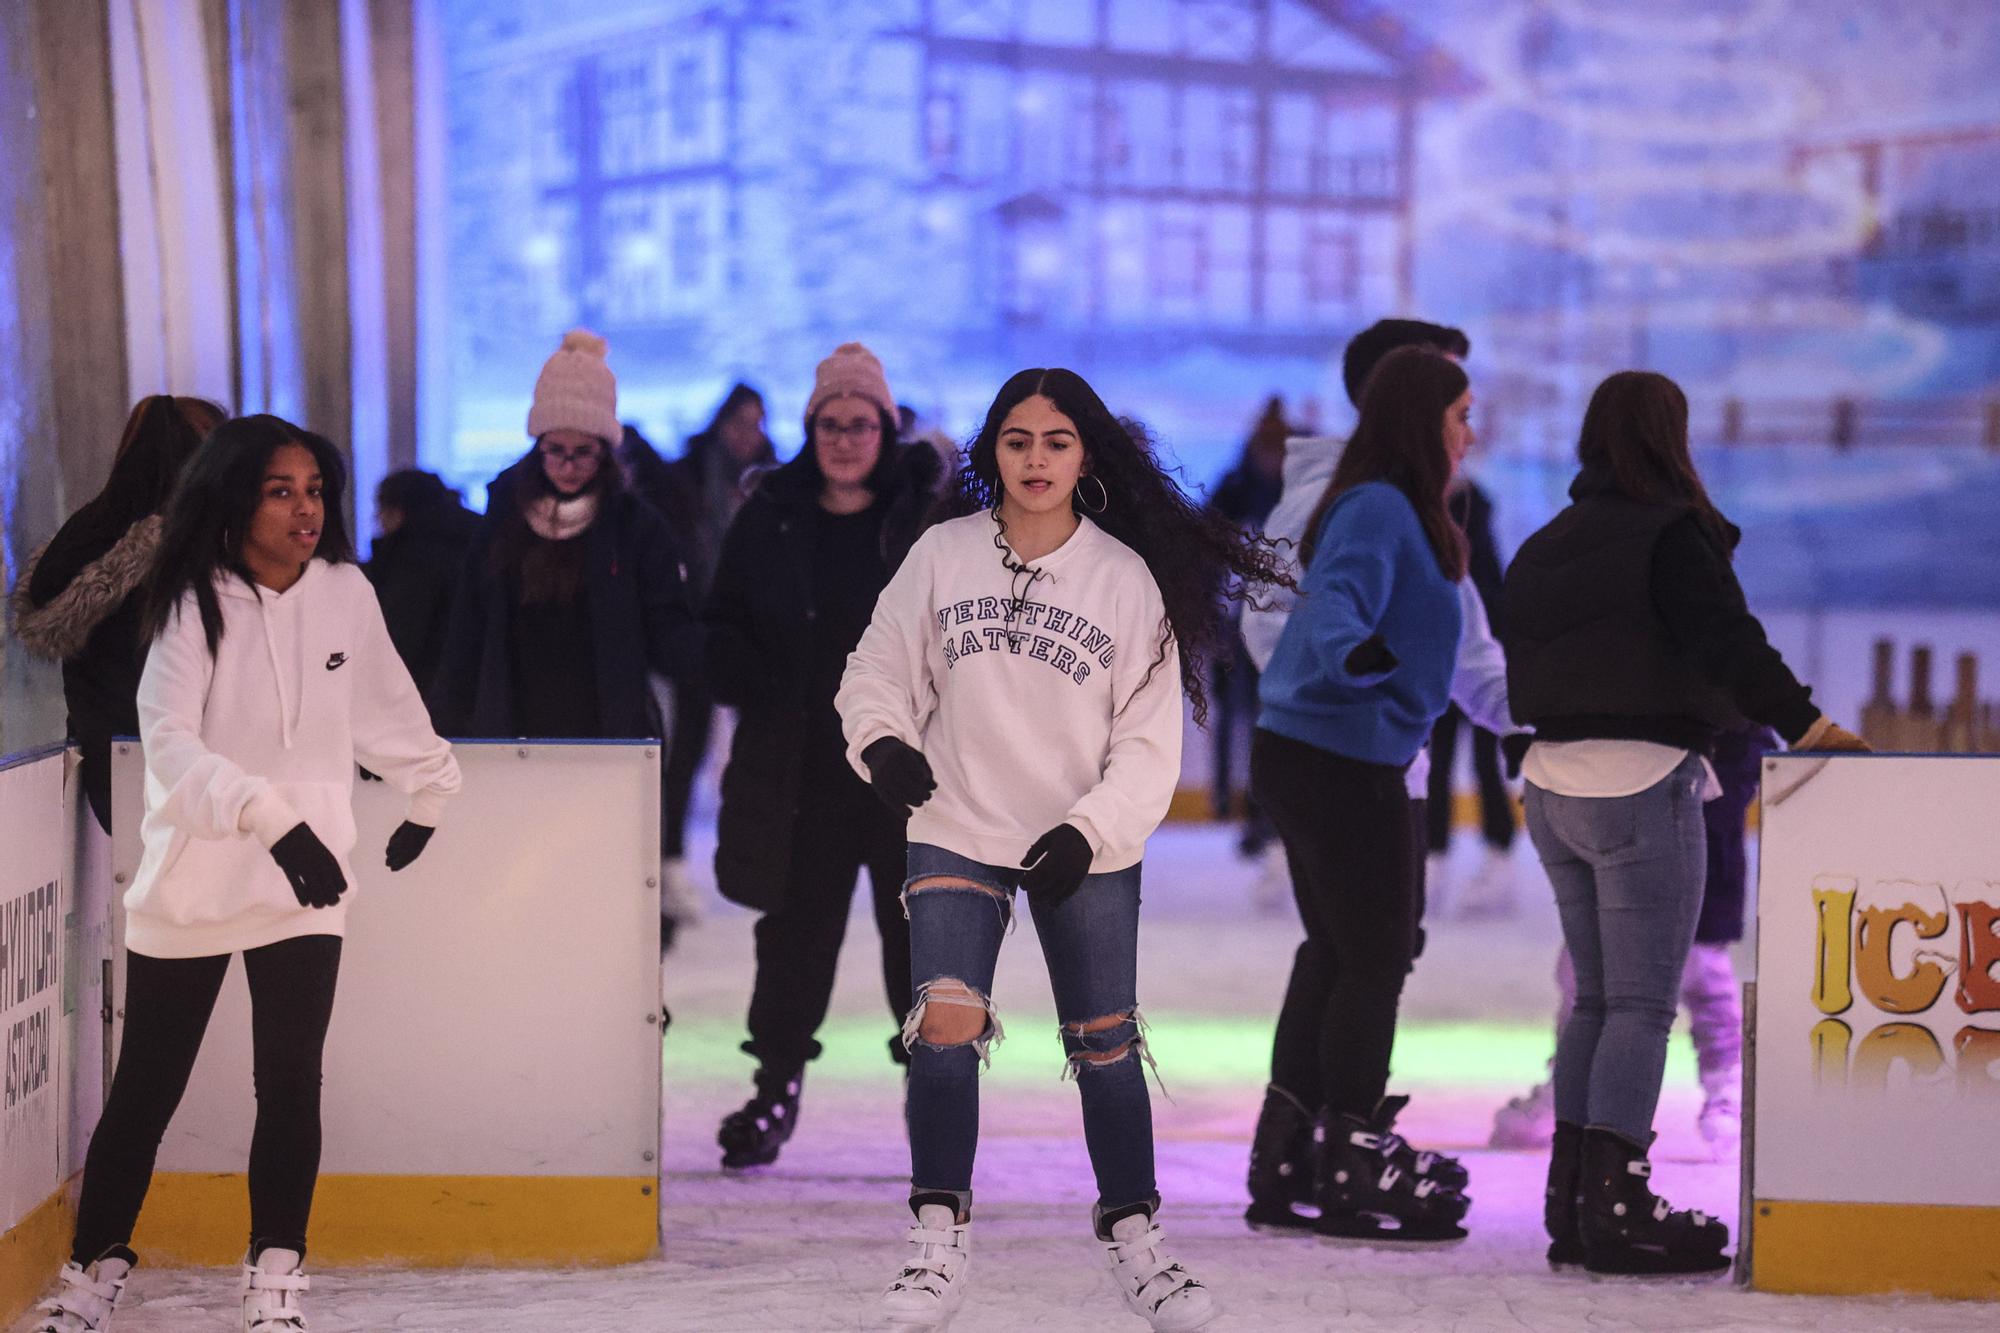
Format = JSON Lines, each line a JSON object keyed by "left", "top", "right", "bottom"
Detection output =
{"left": 10, "top": 514, "right": 164, "bottom": 662}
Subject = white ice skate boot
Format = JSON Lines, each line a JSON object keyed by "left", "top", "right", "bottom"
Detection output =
{"left": 1453, "top": 845, "right": 1515, "bottom": 918}
{"left": 660, "top": 857, "right": 706, "bottom": 926}
{"left": 881, "top": 1201, "right": 971, "bottom": 1329}
{"left": 32, "top": 1248, "right": 133, "bottom": 1332}
{"left": 1698, "top": 1064, "right": 1742, "bottom": 1159}
{"left": 1489, "top": 1078, "right": 1556, "bottom": 1149}
{"left": 1098, "top": 1206, "right": 1216, "bottom": 1331}
{"left": 240, "top": 1246, "right": 309, "bottom": 1332}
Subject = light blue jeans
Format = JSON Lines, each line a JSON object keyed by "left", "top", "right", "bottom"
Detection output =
{"left": 1524, "top": 753, "right": 1708, "bottom": 1144}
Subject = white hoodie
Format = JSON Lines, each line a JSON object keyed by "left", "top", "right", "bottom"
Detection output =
{"left": 838, "top": 511, "right": 1183, "bottom": 874}
{"left": 1241, "top": 434, "right": 1520, "bottom": 796}
{"left": 130, "top": 560, "right": 460, "bottom": 958}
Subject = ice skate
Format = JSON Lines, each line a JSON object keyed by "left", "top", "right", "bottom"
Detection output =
{"left": 1312, "top": 1109, "right": 1470, "bottom": 1243}
{"left": 240, "top": 1246, "right": 310, "bottom": 1332}
{"left": 1244, "top": 1084, "right": 1317, "bottom": 1229}
{"left": 1489, "top": 1078, "right": 1556, "bottom": 1149}
{"left": 1098, "top": 1203, "right": 1216, "bottom": 1331}
{"left": 1373, "top": 1094, "right": 1469, "bottom": 1191}
{"left": 1452, "top": 844, "right": 1515, "bottom": 918}
{"left": 717, "top": 1065, "right": 804, "bottom": 1169}
{"left": 1578, "top": 1128, "right": 1730, "bottom": 1277}
{"left": 1545, "top": 1121, "right": 1585, "bottom": 1268}
{"left": 31, "top": 1248, "right": 133, "bottom": 1332}
{"left": 881, "top": 1198, "right": 971, "bottom": 1329}
{"left": 1696, "top": 1066, "right": 1741, "bottom": 1159}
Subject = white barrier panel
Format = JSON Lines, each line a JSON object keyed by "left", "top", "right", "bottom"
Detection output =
{"left": 0, "top": 746, "right": 78, "bottom": 1319}
{"left": 1750, "top": 753, "right": 2000, "bottom": 1298}
{"left": 110, "top": 740, "right": 662, "bottom": 1266}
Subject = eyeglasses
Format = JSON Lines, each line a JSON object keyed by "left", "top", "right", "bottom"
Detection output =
{"left": 816, "top": 418, "right": 882, "bottom": 440}
{"left": 540, "top": 444, "right": 602, "bottom": 468}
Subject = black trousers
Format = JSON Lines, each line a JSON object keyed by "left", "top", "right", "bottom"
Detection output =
{"left": 661, "top": 680, "right": 715, "bottom": 860}
{"left": 1254, "top": 728, "right": 1417, "bottom": 1118}
{"left": 743, "top": 766, "right": 912, "bottom": 1071}
{"left": 1424, "top": 704, "right": 1516, "bottom": 852}
{"left": 72, "top": 934, "right": 342, "bottom": 1263}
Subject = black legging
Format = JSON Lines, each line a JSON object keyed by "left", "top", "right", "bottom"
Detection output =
{"left": 71, "top": 934, "right": 342, "bottom": 1263}
{"left": 1253, "top": 728, "right": 1417, "bottom": 1118}
{"left": 662, "top": 680, "right": 716, "bottom": 861}
{"left": 1424, "top": 704, "right": 1517, "bottom": 852}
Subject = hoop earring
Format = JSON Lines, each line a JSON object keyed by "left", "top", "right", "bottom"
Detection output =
{"left": 1076, "top": 474, "right": 1109, "bottom": 514}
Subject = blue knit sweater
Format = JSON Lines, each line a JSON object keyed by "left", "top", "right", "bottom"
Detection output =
{"left": 1257, "top": 481, "right": 1464, "bottom": 767}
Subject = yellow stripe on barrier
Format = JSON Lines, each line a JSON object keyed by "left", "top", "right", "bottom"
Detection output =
{"left": 1, "top": 1185, "right": 76, "bottom": 1326}
{"left": 132, "top": 1173, "right": 659, "bottom": 1267}
{"left": 1752, "top": 1199, "right": 2000, "bottom": 1299}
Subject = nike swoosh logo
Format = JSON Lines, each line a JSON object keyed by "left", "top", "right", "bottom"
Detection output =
{"left": 326, "top": 653, "right": 348, "bottom": 671}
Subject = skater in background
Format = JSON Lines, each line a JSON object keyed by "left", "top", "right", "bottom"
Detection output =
{"left": 1488, "top": 719, "right": 1776, "bottom": 1156}
{"left": 33, "top": 416, "right": 460, "bottom": 1333}
{"left": 11, "top": 394, "right": 227, "bottom": 833}
{"left": 842, "top": 367, "right": 1286, "bottom": 1331}
{"left": 1203, "top": 396, "right": 1289, "bottom": 870}
{"left": 364, "top": 468, "right": 480, "bottom": 695}
{"left": 430, "top": 330, "right": 697, "bottom": 948}
{"left": 1248, "top": 345, "right": 1478, "bottom": 1243}
{"left": 1425, "top": 467, "right": 1520, "bottom": 916}
{"left": 620, "top": 384, "right": 776, "bottom": 932}
{"left": 703, "top": 344, "right": 939, "bottom": 1170}
{"left": 1502, "top": 369, "right": 1868, "bottom": 1277}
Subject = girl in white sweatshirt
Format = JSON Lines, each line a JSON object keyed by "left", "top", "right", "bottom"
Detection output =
{"left": 839, "top": 369, "right": 1287, "bottom": 1332}
{"left": 36, "top": 416, "right": 460, "bottom": 1333}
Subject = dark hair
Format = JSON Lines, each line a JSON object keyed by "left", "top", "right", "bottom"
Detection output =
{"left": 375, "top": 468, "right": 456, "bottom": 516}
{"left": 1577, "top": 371, "right": 1732, "bottom": 552}
{"left": 1341, "top": 319, "right": 1470, "bottom": 408}
{"left": 490, "top": 438, "right": 625, "bottom": 605}
{"left": 934, "top": 368, "right": 1293, "bottom": 725}
{"left": 142, "top": 415, "right": 353, "bottom": 654}
{"left": 87, "top": 395, "right": 229, "bottom": 533}
{"left": 795, "top": 405, "right": 902, "bottom": 494}
{"left": 1302, "top": 346, "right": 1469, "bottom": 579}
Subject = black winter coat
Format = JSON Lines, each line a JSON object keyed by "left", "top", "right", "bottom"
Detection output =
{"left": 365, "top": 499, "right": 481, "bottom": 695}
{"left": 430, "top": 460, "right": 697, "bottom": 739}
{"left": 704, "top": 443, "right": 942, "bottom": 911}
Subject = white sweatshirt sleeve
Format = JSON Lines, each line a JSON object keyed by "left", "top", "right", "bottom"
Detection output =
{"left": 1062, "top": 582, "right": 1184, "bottom": 857}
{"left": 1449, "top": 581, "right": 1522, "bottom": 738}
{"left": 137, "top": 596, "right": 299, "bottom": 847}
{"left": 838, "top": 530, "right": 940, "bottom": 779}
{"left": 350, "top": 581, "right": 462, "bottom": 826}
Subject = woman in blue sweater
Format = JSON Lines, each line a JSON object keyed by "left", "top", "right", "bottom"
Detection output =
{"left": 1251, "top": 346, "right": 1474, "bottom": 1241}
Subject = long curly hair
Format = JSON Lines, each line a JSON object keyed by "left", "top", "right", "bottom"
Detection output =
{"left": 932, "top": 368, "right": 1292, "bottom": 726}
{"left": 142, "top": 415, "right": 354, "bottom": 655}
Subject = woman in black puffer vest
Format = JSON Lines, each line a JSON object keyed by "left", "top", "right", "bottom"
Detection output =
{"left": 703, "top": 342, "right": 941, "bottom": 1170}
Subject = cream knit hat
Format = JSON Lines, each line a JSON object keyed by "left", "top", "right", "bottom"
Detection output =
{"left": 527, "top": 328, "right": 620, "bottom": 444}
{"left": 806, "top": 342, "right": 895, "bottom": 422}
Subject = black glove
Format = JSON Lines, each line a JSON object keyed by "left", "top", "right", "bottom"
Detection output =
{"left": 384, "top": 820, "right": 435, "bottom": 872}
{"left": 1500, "top": 731, "right": 1533, "bottom": 779}
{"left": 1343, "top": 634, "right": 1399, "bottom": 678}
{"left": 269, "top": 823, "right": 347, "bottom": 908}
{"left": 861, "top": 737, "right": 936, "bottom": 816}
{"left": 1019, "top": 823, "right": 1093, "bottom": 909}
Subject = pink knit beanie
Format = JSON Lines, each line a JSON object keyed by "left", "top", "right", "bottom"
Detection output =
{"left": 527, "top": 328, "right": 621, "bottom": 444}
{"left": 806, "top": 342, "right": 895, "bottom": 422}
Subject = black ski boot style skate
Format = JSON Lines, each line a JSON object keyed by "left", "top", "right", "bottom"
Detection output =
{"left": 1244, "top": 1084, "right": 1317, "bottom": 1229}
{"left": 1578, "top": 1127, "right": 1730, "bottom": 1276}
{"left": 1545, "top": 1120, "right": 1585, "bottom": 1268}
{"left": 1312, "top": 1106, "right": 1471, "bottom": 1242}
{"left": 717, "top": 1065, "right": 804, "bottom": 1169}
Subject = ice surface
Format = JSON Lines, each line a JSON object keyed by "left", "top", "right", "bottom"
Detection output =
{"left": 16, "top": 824, "right": 1985, "bottom": 1331}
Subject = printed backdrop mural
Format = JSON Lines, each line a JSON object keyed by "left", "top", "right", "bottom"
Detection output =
{"left": 433, "top": 0, "right": 2000, "bottom": 607}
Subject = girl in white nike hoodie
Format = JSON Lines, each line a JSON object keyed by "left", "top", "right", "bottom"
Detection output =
{"left": 36, "top": 416, "right": 459, "bottom": 1333}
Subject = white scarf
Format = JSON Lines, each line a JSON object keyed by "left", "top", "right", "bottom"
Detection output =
{"left": 523, "top": 492, "right": 599, "bottom": 542}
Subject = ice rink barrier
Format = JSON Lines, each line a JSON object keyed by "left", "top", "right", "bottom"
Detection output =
{"left": 1747, "top": 753, "right": 2000, "bottom": 1299}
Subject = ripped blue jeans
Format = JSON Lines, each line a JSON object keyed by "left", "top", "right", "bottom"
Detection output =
{"left": 901, "top": 842, "right": 1156, "bottom": 1216}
